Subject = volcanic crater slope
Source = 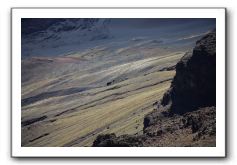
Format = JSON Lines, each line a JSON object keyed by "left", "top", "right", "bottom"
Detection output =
{"left": 21, "top": 35, "right": 184, "bottom": 147}
{"left": 21, "top": 19, "right": 216, "bottom": 147}
{"left": 93, "top": 30, "right": 216, "bottom": 147}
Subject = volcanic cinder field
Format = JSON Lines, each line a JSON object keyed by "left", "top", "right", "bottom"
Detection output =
{"left": 21, "top": 18, "right": 215, "bottom": 147}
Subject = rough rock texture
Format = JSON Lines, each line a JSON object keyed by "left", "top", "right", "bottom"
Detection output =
{"left": 93, "top": 30, "right": 216, "bottom": 147}
{"left": 142, "top": 106, "right": 216, "bottom": 147}
{"left": 92, "top": 133, "right": 144, "bottom": 147}
{"left": 161, "top": 30, "right": 216, "bottom": 114}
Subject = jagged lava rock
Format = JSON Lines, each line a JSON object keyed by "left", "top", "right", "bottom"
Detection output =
{"left": 92, "top": 133, "right": 144, "bottom": 147}
{"left": 160, "top": 30, "right": 216, "bottom": 114}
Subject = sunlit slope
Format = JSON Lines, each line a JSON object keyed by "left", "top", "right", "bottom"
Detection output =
{"left": 21, "top": 41, "right": 185, "bottom": 147}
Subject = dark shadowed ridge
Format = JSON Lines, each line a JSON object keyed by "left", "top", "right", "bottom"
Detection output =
{"left": 160, "top": 29, "right": 216, "bottom": 114}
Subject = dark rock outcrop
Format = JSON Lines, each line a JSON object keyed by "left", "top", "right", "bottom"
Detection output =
{"left": 142, "top": 106, "right": 216, "bottom": 147}
{"left": 92, "top": 133, "right": 144, "bottom": 147}
{"left": 160, "top": 30, "right": 216, "bottom": 114}
{"left": 93, "top": 30, "right": 216, "bottom": 147}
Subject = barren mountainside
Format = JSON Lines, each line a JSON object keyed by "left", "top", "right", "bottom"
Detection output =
{"left": 21, "top": 19, "right": 216, "bottom": 147}
{"left": 93, "top": 30, "right": 216, "bottom": 147}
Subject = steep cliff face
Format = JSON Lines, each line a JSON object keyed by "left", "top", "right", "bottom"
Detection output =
{"left": 161, "top": 30, "right": 216, "bottom": 114}
{"left": 144, "top": 30, "right": 216, "bottom": 129}
{"left": 93, "top": 30, "right": 216, "bottom": 147}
